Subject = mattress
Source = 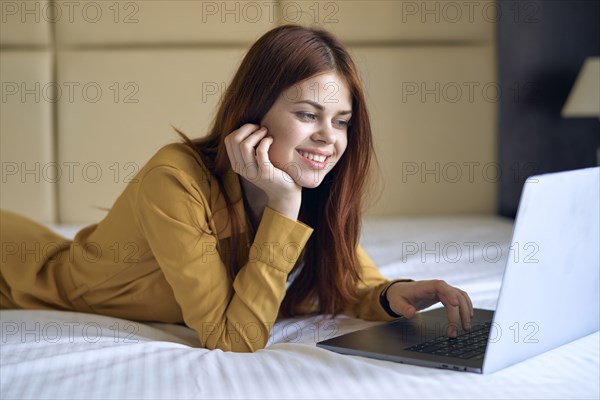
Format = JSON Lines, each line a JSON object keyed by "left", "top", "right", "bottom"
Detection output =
{"left": 1, "top": 216, "right": 598, "bottom": 399}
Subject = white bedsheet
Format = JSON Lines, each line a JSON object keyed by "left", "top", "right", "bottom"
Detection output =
{"left": 2, "top": 216, "right": 599, "bottom": 399}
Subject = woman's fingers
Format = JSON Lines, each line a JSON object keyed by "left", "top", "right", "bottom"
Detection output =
{"left": 238, "top": 128, "right": 268, "bottom": 181}
{"left": 224, "top": 124, "right": 264, "bottom": 176}
{"left": 240, "top": 127, "right": 268, "bottom": 165}
{"left": 438, "top": 292, "right": 461, "bottom": 337}
{"left": 462, "top": 289, "right": 474, "bottom": 318}
{"left": 232, "top": 125, "right": 258, "bottom": 169}
{"left": 401, "top": 304, "right": 417, "bottom": 319}
{"left": 388, "top": 280, "right": 474, "bottom": 338}
{"left": 225, "top": 124, "right": 253, "bottom": 173}
{"left": 457, "top": 292, "right": 473, "bottom": 331}
{"left": 255, "top": 136, "right": 274, "bottom": 180}
{"left": 435, "top": 281, "right": 472, "bottom": 337}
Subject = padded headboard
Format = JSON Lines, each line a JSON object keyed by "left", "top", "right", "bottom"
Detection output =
{"left": 1, "top": 0, "right": 497, "bottom": 224}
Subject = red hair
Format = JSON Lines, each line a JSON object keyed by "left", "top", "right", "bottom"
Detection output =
{"left": 173, "top": 24, "right": 379, "bottom": 318}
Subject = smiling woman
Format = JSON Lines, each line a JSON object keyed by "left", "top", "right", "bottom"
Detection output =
{"left": 0, "top": 24, "right": 473, "bottom": 352}
{"left": 260, "top": 72, "right": 351, "bottom": 188}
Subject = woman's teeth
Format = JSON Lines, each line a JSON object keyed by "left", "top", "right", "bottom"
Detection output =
{"left": 299, "top": 151, "right": 327, "bottom": 163}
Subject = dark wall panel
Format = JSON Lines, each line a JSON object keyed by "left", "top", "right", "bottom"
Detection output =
{"left": 498, "top": 0, "right": 600, "bottom": 217}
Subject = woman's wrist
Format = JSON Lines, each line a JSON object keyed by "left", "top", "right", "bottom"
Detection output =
{"left": 380, "top": 282, "right": 402, "bottom": 318}
{"left": 380, "top": 280, "right": 414, "bottom": 318}
{"left": 266, "top": 196, "right": 301, "bottom": 221}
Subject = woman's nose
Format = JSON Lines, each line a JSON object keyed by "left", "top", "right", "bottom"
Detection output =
{"left": 312, "top": 122, "right": 336, "bottom": 144}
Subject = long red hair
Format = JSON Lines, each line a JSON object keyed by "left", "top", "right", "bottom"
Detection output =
{"left": 173, "top": 24, "right": 379, "bottom": 318}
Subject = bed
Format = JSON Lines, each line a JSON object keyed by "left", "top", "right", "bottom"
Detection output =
{"left": 1, "top": 215, "right": 598, "bottom": 399}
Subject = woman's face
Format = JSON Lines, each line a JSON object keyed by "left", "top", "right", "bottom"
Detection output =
{"left": 260, "top": 72, "right": 352, "bottom": 189}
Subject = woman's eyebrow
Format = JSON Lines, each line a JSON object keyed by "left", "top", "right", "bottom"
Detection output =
{"left": 293, "top": 100, "right": 352, "bottom": 115}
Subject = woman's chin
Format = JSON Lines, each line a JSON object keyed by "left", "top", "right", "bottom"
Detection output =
{"left": 295, "top": 168, "right": 334, "bottom": 188}
{"left": 296, "top": 173, "right": 328, "bottom": 189}
{"left": 299, "top": 180, "right": 321, "bottom": 189}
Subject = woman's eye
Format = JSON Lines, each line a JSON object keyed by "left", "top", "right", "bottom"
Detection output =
{"left": 334, "top": 119, "right": 351, "bottom": 128}
{"left": 297, "top": 112, "right": 317, "bottom": 121}
{"left": 295, "top": 112, "right": 351, "bottom": 129}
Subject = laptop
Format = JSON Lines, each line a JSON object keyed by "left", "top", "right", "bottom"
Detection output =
{"left": 317, "top": 167, "right": 600, "bottom": 374}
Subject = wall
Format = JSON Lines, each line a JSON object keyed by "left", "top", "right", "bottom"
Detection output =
{"left": 1, "top": 0, "right": 497, "bottom": 224}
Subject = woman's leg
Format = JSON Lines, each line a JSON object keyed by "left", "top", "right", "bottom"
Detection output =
{"left": 0, "top": 209, "right": 73, "bottom": 310}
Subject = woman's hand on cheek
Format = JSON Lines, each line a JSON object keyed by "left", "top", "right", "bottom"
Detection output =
{"left": 386, "top": 280, "right": 474, "bottom": 338}
{"left": 224, "top": 123, "right": 302, "bottom": 220}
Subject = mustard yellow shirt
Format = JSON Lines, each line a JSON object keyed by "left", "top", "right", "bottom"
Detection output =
{"left": 2, "top": 143, "right": 405, "bottom": 352}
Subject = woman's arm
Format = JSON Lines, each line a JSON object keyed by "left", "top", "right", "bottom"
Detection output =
{"left": 343, "top": 245, "right": 413, "bottom": 321}
{"left": 135, "top": 165, "right": 313, "bottom": 352}
{"left": 346, "top": 246, "right": 473, "bottom": 337}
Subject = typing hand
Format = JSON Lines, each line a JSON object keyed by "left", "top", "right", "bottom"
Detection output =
{"left": 386, "top": 280, "right": 473, "bottom": 337}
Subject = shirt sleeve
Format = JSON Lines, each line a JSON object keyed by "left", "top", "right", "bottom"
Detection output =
{"left": 134, "top": 165, "right": 313, "bottom": 352}
{"left": 344, "top": 244, "right": 413, "bottom": 321}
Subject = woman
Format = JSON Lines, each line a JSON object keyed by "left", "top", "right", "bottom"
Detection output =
{"left": 0, "top": 24, "right": 472, "bottom": 352}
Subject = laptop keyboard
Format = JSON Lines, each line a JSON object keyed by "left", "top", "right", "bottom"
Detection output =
{"left": 405, "top": 321, "right": 492, "bottom": 360}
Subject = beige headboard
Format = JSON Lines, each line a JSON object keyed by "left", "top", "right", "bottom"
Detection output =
{"left": 1, "top": 0, "right": 497, "bottom": 225}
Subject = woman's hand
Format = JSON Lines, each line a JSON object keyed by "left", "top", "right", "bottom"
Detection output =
{"left": 386, "top": 280, "right": 473, "bottom": 337}
{"left": 224, "top": 124, "right": 302, "bottom": 219}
